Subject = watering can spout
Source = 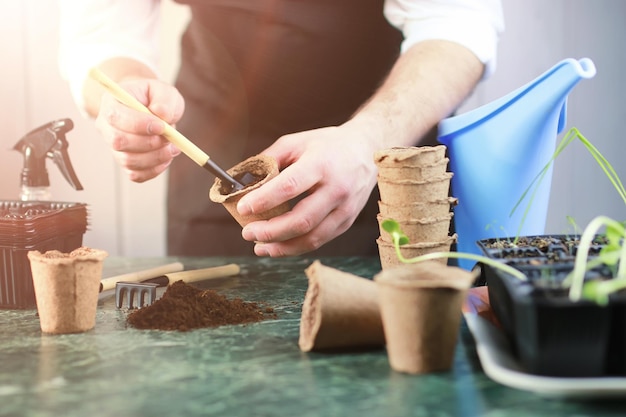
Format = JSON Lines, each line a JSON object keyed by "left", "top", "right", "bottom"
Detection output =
{"left": 438, "top": 58, "right": 596, "bottom": 270}
{"left": 556, "top": 58, "right": 596, "bottom": 132}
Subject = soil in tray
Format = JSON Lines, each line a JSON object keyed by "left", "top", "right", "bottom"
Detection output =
{"left": 127, "top": 281, "right": 277, "bottom": 331}
{"left": 479, "top": 234, "right": 624, "bottom": 377}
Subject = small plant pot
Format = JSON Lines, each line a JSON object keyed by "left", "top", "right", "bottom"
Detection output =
{"left": 377, "top": 198, "right": 457, "bottom": 222}
{"left": 477, "top": 235, "right": 616, "bottom": 377}
{"left": 377, "top": 213, "right": 453, "bottom": 244}
{"left": 377, "top": 158, "right": 449, "bottom": 182}
{"left": 208, "top": 155, "right": 290, "bottom": 227}
{"left": 374, "top": 145, "right": 447, "bottom": 167}
{"left": 377, "top": 173, "right": 453, "bottom": 206}
{"left": 298, "top": 260, "right": 384, "bottom": 352}
{"left": 28, "top": 247, "right": 108, "bottom": 334}
{"left": 374, "top": 261, "right": 474, "bottom": 374}
{"left": 377, "top": 235, "right": 456, "bottom": 269}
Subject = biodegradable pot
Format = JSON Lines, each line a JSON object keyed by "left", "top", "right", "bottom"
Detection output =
{"left": 477, "top": 235, "right": 619, "bottom": 377}
{"left": 377, "top": 173, "right": 453, "bottom": 206}
{"left": 28, "top": 247, "right": 108, "bottom": 334}
{"left": 298, "top": 260, "right": 384, "bottom": 352}
{"left": 377, "top": 158, "right": 449, "bottom": 182}
{"left": 374, "top": 261, "right": 475, "bottom": 374}
{"left": 208, "top": 155, "right": 290, "bottom": 227}
{"left": 377, "top": 213, "right": 453, "bottom": 244}
{"left": 377, "top": 235, "right": 456, "bottom": 269}
{"left": 378, "top": 198, "right": 457, "bottom": 222}
{"left": 374, "top": 145, "right": 447, "bottom": 167}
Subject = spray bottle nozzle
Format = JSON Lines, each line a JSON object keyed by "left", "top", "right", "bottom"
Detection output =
{"left": 13, "top": 118, "right": 83, "bottom": 194}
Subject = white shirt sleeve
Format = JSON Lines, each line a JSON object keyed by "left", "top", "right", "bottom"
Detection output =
{"left": 383, "top": 0, "right": 505, "bottom": 78}
{"left": 58, "top": 0, "right": 162, "bottom": 112}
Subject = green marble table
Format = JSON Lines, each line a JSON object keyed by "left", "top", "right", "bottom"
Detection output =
{"left": 1, "top": 256, "right": 626, "bottom": 417}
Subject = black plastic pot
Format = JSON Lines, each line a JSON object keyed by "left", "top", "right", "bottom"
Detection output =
{"left": 477, "top": 235, "right": 623, "bottom": 377}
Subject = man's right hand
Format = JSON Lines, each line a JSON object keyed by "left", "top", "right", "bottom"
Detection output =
{"left": 94, "top": 77, "right": 184, "bottom": 183}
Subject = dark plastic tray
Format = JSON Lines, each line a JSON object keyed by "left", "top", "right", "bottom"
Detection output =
{"left": 477, "top": 234, "right": 623, "bottom": 377}
{"left": 0, "top": 201, "right": 88, "bottom": 309}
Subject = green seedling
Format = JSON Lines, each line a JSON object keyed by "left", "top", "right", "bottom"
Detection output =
{"left": 511, "top": 127, "right": 626, "bottom": 244}
{"left": 567, "top": 215, "right": 626, "bottom": 305}
{"left": 381, "top": 219, "right": 527, "bottom": 281}
{"left": 485, "top": 222, "right": 516, "bottom": 248}
{"left": 508, "top": 127, "right": 626, "bottom": 305}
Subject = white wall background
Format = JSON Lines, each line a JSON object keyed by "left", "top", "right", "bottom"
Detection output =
{"left": 0, "top": 0, "right": 189, "bottom": 257}
{"left": 0, "top": 0, "right": 624, "bottom": 256}
{"left": 458, "top": 0, "right": 626, "bottom": 235}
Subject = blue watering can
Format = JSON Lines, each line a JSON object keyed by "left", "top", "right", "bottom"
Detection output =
{"left": 438, "top": 58, "right": 597, "bottom": 270}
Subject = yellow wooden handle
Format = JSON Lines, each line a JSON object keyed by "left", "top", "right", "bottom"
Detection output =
{"left": 88, "top": 67, "right": 210, "bottom": 167}
{"left": 100, "top": 262, "right": 185, "bottom": 292}
{"left": 163, "top": 263, "right": 241, "bottom": 285}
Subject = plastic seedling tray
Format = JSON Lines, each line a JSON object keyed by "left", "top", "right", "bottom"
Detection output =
{"left": 0, "top": 201, "right": 87, "bottom": 309}
{"left": 477, "top": 235, "right": 623, "bottom": 377}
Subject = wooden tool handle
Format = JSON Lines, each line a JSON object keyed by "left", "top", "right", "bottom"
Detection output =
{"left": 100, "top": 262, "right": 185, "bottom": 292}
{"left": 164, "top": 263, "right": 241, "bottom": 285}
{"left": 88, "top": 67, "right": 209, "bottom": 167}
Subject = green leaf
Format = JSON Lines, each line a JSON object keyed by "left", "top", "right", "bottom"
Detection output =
{"left": 382, "top": 218, "right": 527, "bottom": 281}
{"left": 381, "top": 219, "right": 409, "bottom": 246}
{"left": 581, "top": 280, "right": 610, "bottom": 306}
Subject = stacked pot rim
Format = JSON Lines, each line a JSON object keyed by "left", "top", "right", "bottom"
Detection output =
{"left": 374, "top": 145, "right": 456, "bottom": 269}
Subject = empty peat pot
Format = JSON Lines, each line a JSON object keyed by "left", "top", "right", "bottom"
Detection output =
{"left": 209, "top": 155, "right": 290, "bottom": 227}
{"left": 28, "top": 247, "right": 108, "bottom": 334}
{"left": 374, "top": 261, "right": 474, "bottom": 374}
{"left": 298, "top": 260, "right": 384, "bottom": 352}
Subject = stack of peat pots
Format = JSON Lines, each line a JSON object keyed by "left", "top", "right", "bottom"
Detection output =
{"left": 375, "top": 145, "right": 457, "bottom": 269}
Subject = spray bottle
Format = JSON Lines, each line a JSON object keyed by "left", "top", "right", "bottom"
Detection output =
{"left": 13, "top": 118, "right": 83, "bottom": 201}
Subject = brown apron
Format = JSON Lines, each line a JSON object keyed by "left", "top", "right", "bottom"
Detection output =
{"left": 168, "top": 0, "right": 430, "bottom": 256}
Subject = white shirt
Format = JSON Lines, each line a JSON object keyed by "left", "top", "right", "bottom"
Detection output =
{"left": 58, "top": 0, "right": 504, "bottom": 110}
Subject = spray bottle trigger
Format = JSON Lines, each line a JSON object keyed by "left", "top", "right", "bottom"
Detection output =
{"left": 45, "top": 118, "right": 83, "bottom": 191}
{"left": 13, "top": 118, "right": 84, "bottom": 195}
{"left": 50, "top": 141, "right": 83, "bottom": 191}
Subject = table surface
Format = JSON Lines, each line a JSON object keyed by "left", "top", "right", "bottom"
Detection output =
{"left": 2, "top": 256, "right": 626, "bottom": 417}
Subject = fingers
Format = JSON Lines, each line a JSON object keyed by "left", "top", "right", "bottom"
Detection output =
{"left": 241, "top": 182, "right": 363, "bottom": 256}
{"left": 247, "top": 207, "right": 355, "bottom": 257}
{"left": 95, "top": 79, "right": 184, "bottom": 182}
{"left": 112, "top": 143, "right": 179, "bottom": 182}
{"left": 236, "top": 160, "right": 320, "bottom": 217}
{"left": 242, "top": 192, "right": 333, "bottom": 243}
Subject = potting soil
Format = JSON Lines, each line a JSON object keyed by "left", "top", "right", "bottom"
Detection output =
{"left": 127, "top": 280, "right": 276, "bottom": 331}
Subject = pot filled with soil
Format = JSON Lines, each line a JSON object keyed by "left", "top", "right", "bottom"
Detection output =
{"left": 477, "top": 234, "right": 625, "bottom": 377}
{"left": 209, "top": 154, "right": 290, "bottom": 227}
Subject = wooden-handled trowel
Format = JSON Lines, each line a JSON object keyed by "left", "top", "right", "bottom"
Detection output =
{"left": 89, "top": 68, "right": 257, "bottom": 192}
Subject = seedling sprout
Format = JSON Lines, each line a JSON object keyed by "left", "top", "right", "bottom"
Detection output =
{"left": 381, "top": 219, "right": 527, "bottom": 281}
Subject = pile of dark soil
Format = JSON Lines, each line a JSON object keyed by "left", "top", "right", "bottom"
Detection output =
{"left": 127, "top": 280, "right": 276, "bottom": 331}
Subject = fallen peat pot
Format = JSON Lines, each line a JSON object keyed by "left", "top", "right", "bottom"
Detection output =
{"left": 298, "top": 260, "right": 384, "bottom": 352}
